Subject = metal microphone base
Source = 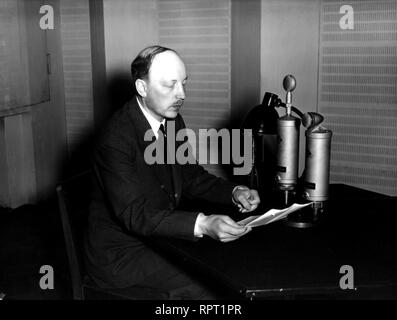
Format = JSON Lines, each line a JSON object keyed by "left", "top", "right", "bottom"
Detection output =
{"left": 285, "top": 201, "right": 326, "bottom": 228}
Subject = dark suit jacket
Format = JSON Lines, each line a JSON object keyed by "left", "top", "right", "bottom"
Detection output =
{"left": 84, "top": 98, "right": 237, "bottom": 288}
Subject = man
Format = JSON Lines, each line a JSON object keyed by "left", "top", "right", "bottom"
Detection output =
{"left": 84, "top": 45, "right": 260, "bottom": 299}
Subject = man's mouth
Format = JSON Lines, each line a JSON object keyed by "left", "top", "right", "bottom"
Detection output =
{"left": 171, "top": 101, "right": 184, "bottom": 109}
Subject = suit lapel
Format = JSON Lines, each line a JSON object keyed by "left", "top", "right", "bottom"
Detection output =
{"left": 126, "top": 99, "right": 180, "bottom": 203}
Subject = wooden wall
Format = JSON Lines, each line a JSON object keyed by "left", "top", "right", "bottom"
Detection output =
{"left": 31, "top": 0, "right": 68, "bottom": 203}
{"left": 0, "top": 0, "right": 68, "bottom": 207}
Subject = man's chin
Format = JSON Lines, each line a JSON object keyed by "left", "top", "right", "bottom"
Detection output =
{"left": 165, "top": 110, "right": 179, "bottom": 119}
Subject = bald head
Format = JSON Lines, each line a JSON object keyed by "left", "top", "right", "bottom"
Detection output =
{"left": 132, "top": 46, "right": 188, "bottom": 121}
{"left": 148, "top": 50, "right": 187, "bottom": 87}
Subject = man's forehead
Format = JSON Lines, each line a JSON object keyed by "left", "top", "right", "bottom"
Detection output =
{"left": 149, "top": 51, "right": 186, "bottom": 79}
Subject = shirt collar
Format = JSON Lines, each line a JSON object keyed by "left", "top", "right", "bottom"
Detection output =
{"left": 136, "top": 96, "right": 165, "bottom": 139}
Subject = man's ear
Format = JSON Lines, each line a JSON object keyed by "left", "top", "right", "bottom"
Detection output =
{"left": 135, "top": 79, "right": 148, "bottom": 98}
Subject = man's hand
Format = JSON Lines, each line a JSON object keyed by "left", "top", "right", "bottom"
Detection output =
{"left": 233, "top": 187, "right": 260, "bottom": 213}
{"left": 198, "top": 214, "right": 251, "bottom": 242}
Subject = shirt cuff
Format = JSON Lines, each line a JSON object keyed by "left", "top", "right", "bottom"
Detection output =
{"left": 193, "top": 212, "right": 206, "bottom": 238}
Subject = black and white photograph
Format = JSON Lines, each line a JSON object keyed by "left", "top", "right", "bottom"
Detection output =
{"left": 0, "top": 0, "right": 396, "bottom": 311}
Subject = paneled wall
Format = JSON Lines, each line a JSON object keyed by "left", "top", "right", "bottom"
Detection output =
{"left": 231, "top": 0, "right": 261, "bottom": 126}
{"left": 158, "top": 0, "right": 231, "bottom": 130}
{"left": 60, "top": 0, "right": 94, "bottom": 154}
{"left": 93, "top": 0, "right": 158, "bottom": 122}
{"left": 158, "top": 0, "right": 232, "bottom": 177}
{"left": 103, "top": 0, "right": 158, "bottom": 78}
{"left": 261, "top": 0, "right": 397, "bottom": 196}
{"left": 0, "top": 0, "right": 67, "bottom": 207}
{"left": 261, "top": 0, "right": 321, "bottom": 174}
{"left": 318, "top": 0, "right": 397, "bottom": 196}
{"left": 0, "top": 0, "right": 50, "bottom": 112}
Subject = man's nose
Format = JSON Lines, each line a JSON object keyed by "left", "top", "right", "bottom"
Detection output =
{"left": 176, "top": 83, "right": 186, "bottom": 100}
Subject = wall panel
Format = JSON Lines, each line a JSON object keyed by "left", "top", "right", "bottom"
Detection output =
{"left": 318, "top": 0, "right": 397, "bottom": 195}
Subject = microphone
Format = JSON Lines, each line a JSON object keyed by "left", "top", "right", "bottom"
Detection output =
{"left": 301, "top": 112, "right": 324, "bottom": 129}
{"left": 303, "top": 125, "right": 332, "bottom": 203}
{"left": 276, "top": 75, "right": 300, "bottom": 205}
{"left": 283, "top": 75, "right": 296, "bottom": 115}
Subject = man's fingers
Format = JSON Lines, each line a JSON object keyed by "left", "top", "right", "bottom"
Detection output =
{"left": 233, "top": 188, "right": 261, "bottom": 213}
{"left": 220, "top": 215, "right": 242, "bottom": 226}
{"left": 237, "top": 193, "right": 252, "bottom": 210}
{"left": 220, "top": 222, "right": 247, "bottom": 235}
{"left": 219, "top": 226, "right": 252, "bottom": 242}
{"left": 248, "top": 196, "right": 260, "bottom": 206}
{"left": 220, "top": 237, "right": 239, "bottom": 243}
{"left": 218, "top": 216, "right": 249, "bottom": 236}
{"left": 237, "top": 190, "right": 260, "bottom": 212}
{"left": 247, "top": 190, "right": 260, "bottom": 204}
{"left": 204, "top": 215, "right": 253, "bottom": 242}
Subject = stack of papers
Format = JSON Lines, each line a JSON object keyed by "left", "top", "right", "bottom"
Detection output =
{"left": 238, "top": 202, "right": 313, "bottom": 228}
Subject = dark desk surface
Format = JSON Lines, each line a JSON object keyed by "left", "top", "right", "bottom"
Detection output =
{"left": 154, "top": 184, "right": 397, "bottom": 299}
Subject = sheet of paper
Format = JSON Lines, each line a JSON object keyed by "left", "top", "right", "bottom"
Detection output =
{"left": 238, "top": 202, "right": 313, "bottom": 228}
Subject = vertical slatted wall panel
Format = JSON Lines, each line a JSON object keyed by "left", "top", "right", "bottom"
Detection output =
{"left": 319, "top": 0, "right": 397, "bottom": 195}
{"left": 158, "top": 0, "right": 231, "bottom": 178}
{"left": 60, "top": 0, "right": 94, "bottom": 154}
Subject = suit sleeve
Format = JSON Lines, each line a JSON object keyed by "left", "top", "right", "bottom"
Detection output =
{"left": 177, "top": 117, "right": 238, "bottom": 205}
{"left": 181, "top": 164, "right": 237, "bottom": 205}
{"left": 93, "top": 131, "right": 199, "bottom": 242}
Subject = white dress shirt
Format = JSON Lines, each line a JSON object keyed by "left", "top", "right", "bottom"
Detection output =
{"left": 136, "top": 97, "right": 165, "bottom": 139}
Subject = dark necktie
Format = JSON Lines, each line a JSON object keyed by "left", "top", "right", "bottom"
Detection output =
{"left": 159, "top": 123, "right": 175, "bottom": 196}
{"left": 159, "top": 123, "right": 167, "bottom": 163}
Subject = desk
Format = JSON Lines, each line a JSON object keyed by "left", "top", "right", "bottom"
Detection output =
{"left": 154, "top": 184, "right": 397, "bottom": 299}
